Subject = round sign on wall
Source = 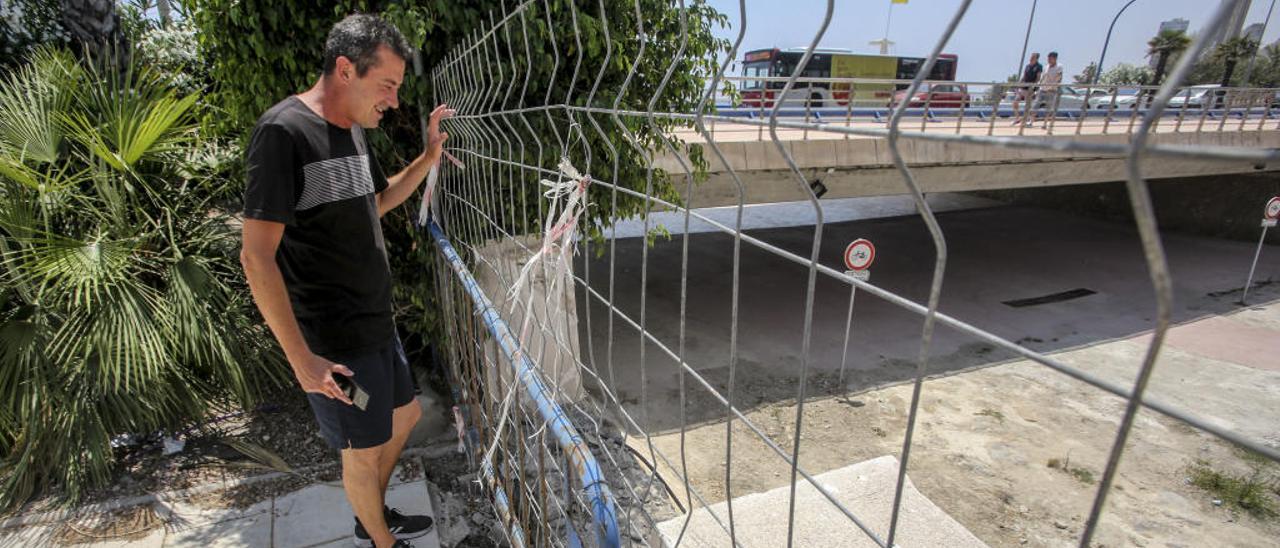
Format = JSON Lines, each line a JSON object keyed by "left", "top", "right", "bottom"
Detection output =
{"left": 844, "top": 239, "right": 876, "bottom": 271}
{"left": 1266, "top": 196, "right": 1280, "bottom": 220}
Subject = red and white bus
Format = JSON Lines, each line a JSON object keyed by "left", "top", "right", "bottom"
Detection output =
{"left": 739, "top": 48, "right": 959, "bottom": 108}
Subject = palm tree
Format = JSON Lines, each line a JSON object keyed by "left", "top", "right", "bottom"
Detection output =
{"left": 0, "top": 48, "right": 287, "bottom": 510}
{"left": 1211, "top": 37, "right": 1260, "bottom": 109}
{"left": 1215, "top": 36, "right": 1260, "bottom": 87}
{"left": 1148, "top": 29, "right": 1191, "bottom": 87}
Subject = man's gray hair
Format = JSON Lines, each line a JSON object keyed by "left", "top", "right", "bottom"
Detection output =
{"left": 322, "top": 14, "right": 412, "bottom": 76}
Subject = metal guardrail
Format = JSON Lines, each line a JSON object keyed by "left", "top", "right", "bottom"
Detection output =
{"left": 427, "top": 219, "right": 619, "bottom": 548}
{"left": 698, "top": 77, "right": 1280, "bottom": 140}
{"left": 425, "top": 0, "right": 1280, "bottom": 547}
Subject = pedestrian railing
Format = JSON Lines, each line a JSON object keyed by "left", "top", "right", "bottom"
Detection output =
{"left": 701, "top": 77, "right": 1280, "bottom": 141}
{"left": 425, "top": 1, "right": 1280, "bottom": 547}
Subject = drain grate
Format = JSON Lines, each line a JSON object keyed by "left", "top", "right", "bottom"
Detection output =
{"left": 1002, "top": 288, "right": 1097, "bottom": 308}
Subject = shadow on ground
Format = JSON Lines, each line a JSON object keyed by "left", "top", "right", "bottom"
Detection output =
{"left": 573, "top": 204, "right": 1280, "bottom": 433}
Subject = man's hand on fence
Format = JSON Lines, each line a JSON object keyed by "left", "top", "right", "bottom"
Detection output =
{"left": 292, "top": 352, "right": 355, "bottom": 405}
{"left": 426, "top": 103, "right": 456, "bottom": 164}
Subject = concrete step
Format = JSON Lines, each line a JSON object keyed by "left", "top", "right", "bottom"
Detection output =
{"left": 656, "top": 455, "right": 987, "bottom": 548}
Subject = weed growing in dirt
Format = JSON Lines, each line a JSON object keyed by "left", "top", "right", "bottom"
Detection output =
{"left": 1046, "top": 457, "right": 1095, "bottom": 485}
{"left": 1068, "top": 467, "right": 1095, "bottom": 485}
{"left": 1187, "top": 450, "right": 1280, "bottom": 520}
{"left": 975, "top": 408, "right": 1005, "bottom": 423}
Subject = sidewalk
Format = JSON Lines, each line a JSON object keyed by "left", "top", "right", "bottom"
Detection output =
{"left": 0, "top": 458, "right": 444, "bottom": 548}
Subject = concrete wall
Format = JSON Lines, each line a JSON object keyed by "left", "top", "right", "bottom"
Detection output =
{"left": 474, "top": 235, "right": 586, "bottom": 404}
{"left": 658, "top": 131, "right": 1280, "bottom": 207}
{"left": 975, "top": 171, "right": 1280, "bottom": 245}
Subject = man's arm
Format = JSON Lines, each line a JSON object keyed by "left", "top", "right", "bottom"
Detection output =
{"left": 374, "top": 103, "right": 455, "bottom": 217}
{"left": 377, "top": 151, "right": 436, "bottom": 216}
{"left": 240, "top": 218, "right": 353, "bottom": 404}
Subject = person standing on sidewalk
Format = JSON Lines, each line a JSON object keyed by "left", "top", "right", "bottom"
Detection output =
{"left": 1011, "top": 52, "right": 1042, "bottom": 124}
{"left": 1031, "top": 51, "right": 1064, "bottom": 127}
{"left": 240, "top": 13, "right": 454, "bottom": 548}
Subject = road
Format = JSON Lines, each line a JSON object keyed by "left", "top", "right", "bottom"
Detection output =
{"left": 573, "top": 198, "right": 1280, "bottom": 433}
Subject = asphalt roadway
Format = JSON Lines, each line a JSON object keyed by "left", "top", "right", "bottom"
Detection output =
{"left": 572, "top": 199, "right": 1280, "bottom": 433}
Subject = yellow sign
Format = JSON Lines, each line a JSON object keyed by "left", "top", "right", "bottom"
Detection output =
{"left": 892, "top": 0, "right": 909, "bottom": 4}
{"left": 831, "top": 54, "right": 898, "bottom": 104}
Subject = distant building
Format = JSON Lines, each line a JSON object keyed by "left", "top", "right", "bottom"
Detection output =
{"left": 1150, "top": 18, "right": 1191, "bottom": 69}
{"left": 1207, "top": 0, "right": 1253, "bottom": 48}
{"left": 1244, "top": 22, "right": 1265, "bottom": 43}
{"left": 1159, "top": 18, "right": 1190, "bottom": 35}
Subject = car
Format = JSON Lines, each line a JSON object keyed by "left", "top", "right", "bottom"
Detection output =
{"left": 995, "top": 86, "right": 1096, "bottom": 112}
{"left": 889, "top": 83, "right": 971, "bottom": 109}
{"left": 1167, "top": 84, "right": 1225, "bottom": 109}
{"left": 1033, "top": 86, "right": 1096, "bottom": 110}
{"left": 1087, "top": 88, "right": 1141, "bottom": 110}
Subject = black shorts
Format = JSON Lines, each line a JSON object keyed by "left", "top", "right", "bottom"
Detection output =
{"left": 306, "top": 336, "right": 416, "bottom": 450}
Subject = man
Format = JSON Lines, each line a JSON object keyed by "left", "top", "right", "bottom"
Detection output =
{"left": 1010, "top": 52, "right": 1042, "bottom": 124}
{"left": 240, "top": 14, "right": 453, "bottom": 548}
{"left": 1030, "top": 51, "right": 1064, "bottom": 127}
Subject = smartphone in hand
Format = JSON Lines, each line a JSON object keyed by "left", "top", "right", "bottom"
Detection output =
{"left": 333, "top": 373, "right": 370, "bottom": 411}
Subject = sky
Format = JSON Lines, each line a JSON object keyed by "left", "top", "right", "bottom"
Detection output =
{"left": 703, "top": 0, "right": 1279, "bottom": 83}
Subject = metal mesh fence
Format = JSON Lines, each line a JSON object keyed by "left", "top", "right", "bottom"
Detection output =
{"left": 422, "top": 1, "right": 1280, "bottom": 546}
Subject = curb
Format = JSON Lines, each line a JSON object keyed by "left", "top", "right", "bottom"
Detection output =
{"left": 0, "top": 440, "right": 459, "bottom": 530}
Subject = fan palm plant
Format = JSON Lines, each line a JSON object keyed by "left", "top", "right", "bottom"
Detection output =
{"left": 0, "top": 47, "right": 286, "bottom": 511}
{"left": 1215, "top": 36, "right": 1260, "bottom": 88}
{"left": 1147, "top": 29, "right": 1191, "bottom": 87}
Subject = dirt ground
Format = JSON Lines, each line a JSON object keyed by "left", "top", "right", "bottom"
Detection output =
{"left": 643, "top": 302, "right": 1280, "bottom": 548}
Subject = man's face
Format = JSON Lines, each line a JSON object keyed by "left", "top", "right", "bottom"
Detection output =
{"left": 1030, "top": 54, "right": 1039, "bottom": 64}
{"left": 1048, "top": 55, "right": 1057, "bottom": 66}
{"left": 341, "top": 46, "right": 405, "bottom": 128}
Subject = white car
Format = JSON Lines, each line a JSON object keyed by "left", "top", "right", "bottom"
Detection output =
{"left": 997, "top": 86, "right": 1101, "bottom": 111}
{"left": 1167, "top": 85, "right": 1224, "bottom": 109}
{"left": 1087, "top": 88, "right": 1141, "bottom": 110}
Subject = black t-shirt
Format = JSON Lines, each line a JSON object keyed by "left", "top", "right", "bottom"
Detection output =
{"left": 243, "top": 96, "right": 395, "bottom": 359}
{"left": 1022, "top": 62, "right": 1044, "bottom": 83}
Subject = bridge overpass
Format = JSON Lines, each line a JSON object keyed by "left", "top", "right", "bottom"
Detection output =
{"left": 659, "top": 102, "right": 1280, "bottom": 208}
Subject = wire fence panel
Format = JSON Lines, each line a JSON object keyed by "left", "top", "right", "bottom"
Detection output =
{"left": 424, "top": 1, "right": 1280, "bottom": 547}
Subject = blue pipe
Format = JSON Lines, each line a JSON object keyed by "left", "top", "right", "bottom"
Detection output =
{"left": 428, "top": 221, "right": 621, "bottom": 548}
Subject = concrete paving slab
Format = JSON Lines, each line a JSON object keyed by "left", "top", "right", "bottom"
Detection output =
{"left": 272, "top": 480, "right": 440, "bottom": 548}
{"left": 163, "top": 510, "right": 271, "bottom": 548}
{"left": 1132, "top": 314, "right": 1280, "bottom": 372}
{"left": 91, "top": 527, "right": 167, "bottom": 547}
{"left": 1073, "top": 336, "right": 1280, "bottom": 446}
{"left": 383, "top": 481, "right": 441, "bottom": 548}
{"left": 155, "top": 496, "right": 273, "bottom": 533}
{"left": 656, "top": 455, "right": 987, "bottom": 548}
{"left": 272, "top": 483, "right": 353, "bottom": 547}
{"left": 0, "top": 524, "right": 57, "bottom": 548}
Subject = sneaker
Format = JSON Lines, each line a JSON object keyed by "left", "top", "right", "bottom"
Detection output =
{"left": 353, "top": 506, "right": 434, "bottom": 547}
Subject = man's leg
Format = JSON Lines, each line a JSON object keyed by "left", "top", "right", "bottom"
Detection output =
{"left": 379, "top": 401, "right": 422, "bottom": 493}
{"left": 343, "top": 446, "right": 396, "bottom": 548}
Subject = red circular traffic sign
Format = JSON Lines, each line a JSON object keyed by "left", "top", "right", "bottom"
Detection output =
{"left": 1266, "top": 196, "right": 1280, "bottom": 220}
{"left": 844, "top": 239, "right": 876, "bottom": 271}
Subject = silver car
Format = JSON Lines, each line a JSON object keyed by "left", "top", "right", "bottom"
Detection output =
{"left": 1087, "top": 88, "right": 1141, "bottom": 110}
{"left": 1167, "top": 85, "right": 1224, "bottom": 109}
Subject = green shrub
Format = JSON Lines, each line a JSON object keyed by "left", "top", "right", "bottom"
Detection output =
{"left": 1188, "top": 453, "right": 1280, "bottom": 520}
{"left": 0, "top": 48, "right": 288, "bottom": 511}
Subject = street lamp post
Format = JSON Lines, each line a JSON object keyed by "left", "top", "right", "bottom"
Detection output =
{"left": 1016, "top": 0, "right": 1038, "bottom": 79}
{"left": 1094, "top": 0, "right": 1142, "bottom": 84}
